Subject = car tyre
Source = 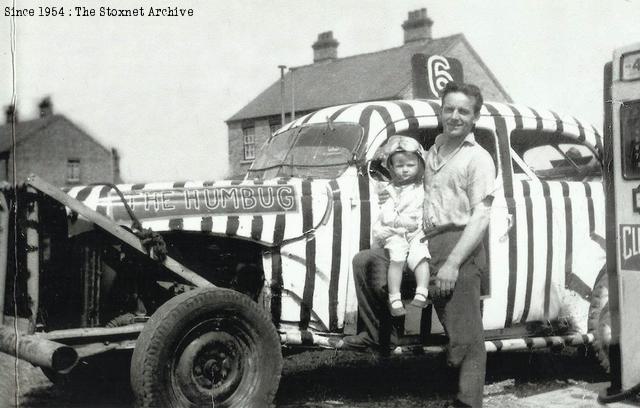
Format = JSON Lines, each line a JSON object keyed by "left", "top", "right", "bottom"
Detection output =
{"left": 130, "top": 287, "right": 282, "bottom": 408}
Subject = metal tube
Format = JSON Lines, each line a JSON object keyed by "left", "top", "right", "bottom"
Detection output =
{"left": 81, "top": 246, "right": 90, "bottom": 327}
{"left": 26, "top": 175, "right": 214, "bottom": 289}
{"left": 93, "top": 249, "right": 101, "bottom": 326}
{"left": 279, "top": 330, "right": 594, "bottom": 355}
{"left": 42, "top": 323, "right": 145, "bottom": 341}
{"left": 0, "top": 326, "right": 78, "bottom": 373}
{"left": 0, "top": 192, "right": 9, "bottom": 324}
{"left": 25, "top": 187, "right": 39, "bottom": 331}
{"left": 290, "top": 67, "right": 296, "bottom": 122}
{"left": 278, "top": 65, "right": 286, "bottom": 126}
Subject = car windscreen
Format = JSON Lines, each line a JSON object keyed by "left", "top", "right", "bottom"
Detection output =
{"left": 248, "top": 122, "right": 363, "bottom": 180}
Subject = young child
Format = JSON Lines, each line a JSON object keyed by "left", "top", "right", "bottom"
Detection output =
{"left": 372, "top": 135, "right": 431, "bottom": 317}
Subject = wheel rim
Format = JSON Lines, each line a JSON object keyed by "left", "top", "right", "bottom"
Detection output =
{"left": 171, "top": 317, "right": 252, "bottom": 404}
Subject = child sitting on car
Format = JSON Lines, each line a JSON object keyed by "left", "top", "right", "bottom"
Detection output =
{"left": 372, "top": 135, "right": 431, "bottom": 317}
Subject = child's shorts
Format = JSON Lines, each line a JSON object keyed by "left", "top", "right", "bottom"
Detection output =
{"left": 386, "top": 231, "right": 431, "bottom": 270}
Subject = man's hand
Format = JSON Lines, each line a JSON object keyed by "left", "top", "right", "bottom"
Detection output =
{"left": 433, "top": 260, "right": 459, "bottom": 297}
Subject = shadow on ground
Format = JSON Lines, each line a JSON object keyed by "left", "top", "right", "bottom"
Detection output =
{"left": 7, "top": 348, "right": 609, "bottom": 407}
{"left": 275, "top": 348, "right": 609, "bottom": 407}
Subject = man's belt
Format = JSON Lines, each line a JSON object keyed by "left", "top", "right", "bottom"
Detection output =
{"left": 422, "top": 224, "right": 465, "bottom": 240}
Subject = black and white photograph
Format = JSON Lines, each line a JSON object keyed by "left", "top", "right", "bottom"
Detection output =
{"left": 1, "top": 1, "right": 640, "bottom": 407}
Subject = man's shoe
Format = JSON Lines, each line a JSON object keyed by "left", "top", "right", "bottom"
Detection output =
{"left": 337, "top": 333, "right": 374, "bottom": 351}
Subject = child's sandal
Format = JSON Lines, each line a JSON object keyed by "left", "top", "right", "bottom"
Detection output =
{"left": 410, "top": 293, "right": 430, "bottom": 308}
{"left": 388, "top": 299, "right": 406, "bottom": 317}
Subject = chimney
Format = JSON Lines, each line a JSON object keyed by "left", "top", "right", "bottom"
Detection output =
{"left": 38, "top": 96, "right": 53, "bottom": 117}
{"left": 312, "top": 31, "right": 339, "bottom": 63}
{"left": 402, "top": 8, "right": 433, "bottom": 44}
{"left": 5, "top": 105, "right": 18, "bottom": 124}
{"left": 111, "top": 148, "right": 122, "bottom": 183}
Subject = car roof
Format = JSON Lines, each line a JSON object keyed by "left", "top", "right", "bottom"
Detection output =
{"left": 276, "top": 99, "right": 602, "bottom": 154}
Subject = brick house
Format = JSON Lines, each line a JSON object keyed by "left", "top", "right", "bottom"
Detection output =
{"left": 226, "top": 8, "right": 512, "bottom": 178}
{"left": 0, "top": 97, "right": 121, "bottom": 186}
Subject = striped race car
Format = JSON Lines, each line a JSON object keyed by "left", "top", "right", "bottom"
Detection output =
{"left": 58, "top": 99, "right": 607, "bottom": 405}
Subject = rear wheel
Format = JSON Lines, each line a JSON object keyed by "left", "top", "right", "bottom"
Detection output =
{"left": 588, "top": 273, "right": 611, "bottom": 372}
{"left": 130, "top": 287, "right": 282, "bottom": 408}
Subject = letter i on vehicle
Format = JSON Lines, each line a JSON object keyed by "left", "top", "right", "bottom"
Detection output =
{"left": 0, "top": 96, "right": 607, "bottom": 406}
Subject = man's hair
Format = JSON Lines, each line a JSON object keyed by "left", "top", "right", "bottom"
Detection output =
{"left": 440, "top": 82, "right": 484, "bottom": 114}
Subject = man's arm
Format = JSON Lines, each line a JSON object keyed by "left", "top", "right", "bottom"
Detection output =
{"left": 433, "top": 196, "right": 492, "bottom": 296}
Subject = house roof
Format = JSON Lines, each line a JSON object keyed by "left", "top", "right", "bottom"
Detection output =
{"left": 0, "top": 114, "right": 110, "bottom": 154}
{"left": 0, "top": 115, "right": 60, "bottom": 152}
{"left": 228, "top": 34, "right": 465, "bottom": 122}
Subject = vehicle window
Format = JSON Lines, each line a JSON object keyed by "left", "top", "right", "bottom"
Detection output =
{"left": 248, "top": 123, "right": 363, "bottom": 180}
{"left": 367, "top": 127, "right": 500, "bottom": 181}
{"left": 512, "top": 158, "right": 528, "bottom": 176}
{"left": 512, "top": 129, "right": 602, "bottom": 182}
{"left": 474, "top": 128, "right": 499, "bottom": 173}
{"left": 390, "top": 128, "right": 440, "bottom": 151}
{"left": 393, "top": 127, "right": 500, "bottom": 173}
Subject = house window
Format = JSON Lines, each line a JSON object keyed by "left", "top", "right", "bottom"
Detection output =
{"left": 67, "top": 159, "right": 80, "bottom": 183}
{"left": 243, "top": 126, "right": 256, "bottom": 160}
{"left": 270, "top": 123, "right": 281, "bottom": 135}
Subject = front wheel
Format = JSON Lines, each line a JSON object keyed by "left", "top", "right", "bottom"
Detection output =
{"left": 130, "top": 287, "right": 282, "bottom": 407}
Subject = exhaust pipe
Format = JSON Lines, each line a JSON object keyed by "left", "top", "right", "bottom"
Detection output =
{"left": 0, "top": 326, "right": 78, "bottom": 373}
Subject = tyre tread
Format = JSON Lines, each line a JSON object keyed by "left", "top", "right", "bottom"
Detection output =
{"left": 130, "top": 287, "right": 282, "bottom": 407}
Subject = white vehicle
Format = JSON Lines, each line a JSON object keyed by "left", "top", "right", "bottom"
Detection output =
{"left": 0, "top": 98, "right": 607, "bottom": 407}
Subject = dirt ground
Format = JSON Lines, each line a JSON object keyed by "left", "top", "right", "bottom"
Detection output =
{"left": 0, "top": 346, "right": 625, "bottom": 408}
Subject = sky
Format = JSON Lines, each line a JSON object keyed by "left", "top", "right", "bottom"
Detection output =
{"left": 1, "top": 0, "right": 639, "bottom": 183}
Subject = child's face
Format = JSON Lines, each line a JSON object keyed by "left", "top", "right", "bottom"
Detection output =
{"left": 389, "top": 152, "right": 420, "bottom": 181}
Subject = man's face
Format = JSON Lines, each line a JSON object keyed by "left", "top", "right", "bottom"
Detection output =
{"left": 440, "top": 92, "right": 479, "bottom": 139}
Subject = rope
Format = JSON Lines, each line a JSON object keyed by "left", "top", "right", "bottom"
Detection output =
{"left": 89, "top": 183, "right": 167, "bottom": 262}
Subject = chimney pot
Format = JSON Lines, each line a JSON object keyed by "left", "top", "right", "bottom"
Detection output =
{"left": 402, "top": 8, "right": 433, "bottom": 44}
{"left": 5, "top": 105, "right": 17, "bottom": 124}
{"left": 111, "top": 147, "right": 122, "bottom": 183}
{"left": 39, "top": 96, "right": 53, "bottom": 117}
{"left": 312, "top": 31, "right": 339, "bottom": 63}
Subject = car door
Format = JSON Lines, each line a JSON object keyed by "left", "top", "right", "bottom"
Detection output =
{"left": 508, "top": 124, "right": 605, "bottom": 333}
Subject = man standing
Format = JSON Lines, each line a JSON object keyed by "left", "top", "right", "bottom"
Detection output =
{"left": 340, "top": 82, "right": 495, "bottom": 407}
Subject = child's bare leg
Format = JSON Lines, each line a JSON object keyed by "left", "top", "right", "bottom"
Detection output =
{"left": 388, "top": 260, "right": 404, "bottom": 296}
{"left": 411, "top": 260, "right": 430, "bottom": 308}
{"left": 414, "top": 260, "right": 429, "bottom": 289}
{"left": 387, "top": 260, "right": 406, "bottom": 316}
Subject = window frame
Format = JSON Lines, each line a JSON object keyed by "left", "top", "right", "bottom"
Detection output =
{"left": 510, "top": 148, "right": 536, "bottom": 181}
{"left": 66, "top": 159, "right": 81, "bottom": 184}
{"left": 242, "top": 126, "right": 256, "bottom": 161}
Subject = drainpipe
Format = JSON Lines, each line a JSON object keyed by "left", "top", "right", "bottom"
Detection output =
{"left": 290, "top": 67, "right": 296, "bottom": 122}
{"left": 278, "top": 65, "right": 286, "bottom": 126}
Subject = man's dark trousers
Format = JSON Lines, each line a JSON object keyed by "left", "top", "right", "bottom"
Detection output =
{"left": 352, "top": 229, "right": 486, "bottom": 407}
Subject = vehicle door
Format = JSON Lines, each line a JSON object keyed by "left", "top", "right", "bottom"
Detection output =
{"left": 489, "top": 109, "right": 605, "bottom": 333}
